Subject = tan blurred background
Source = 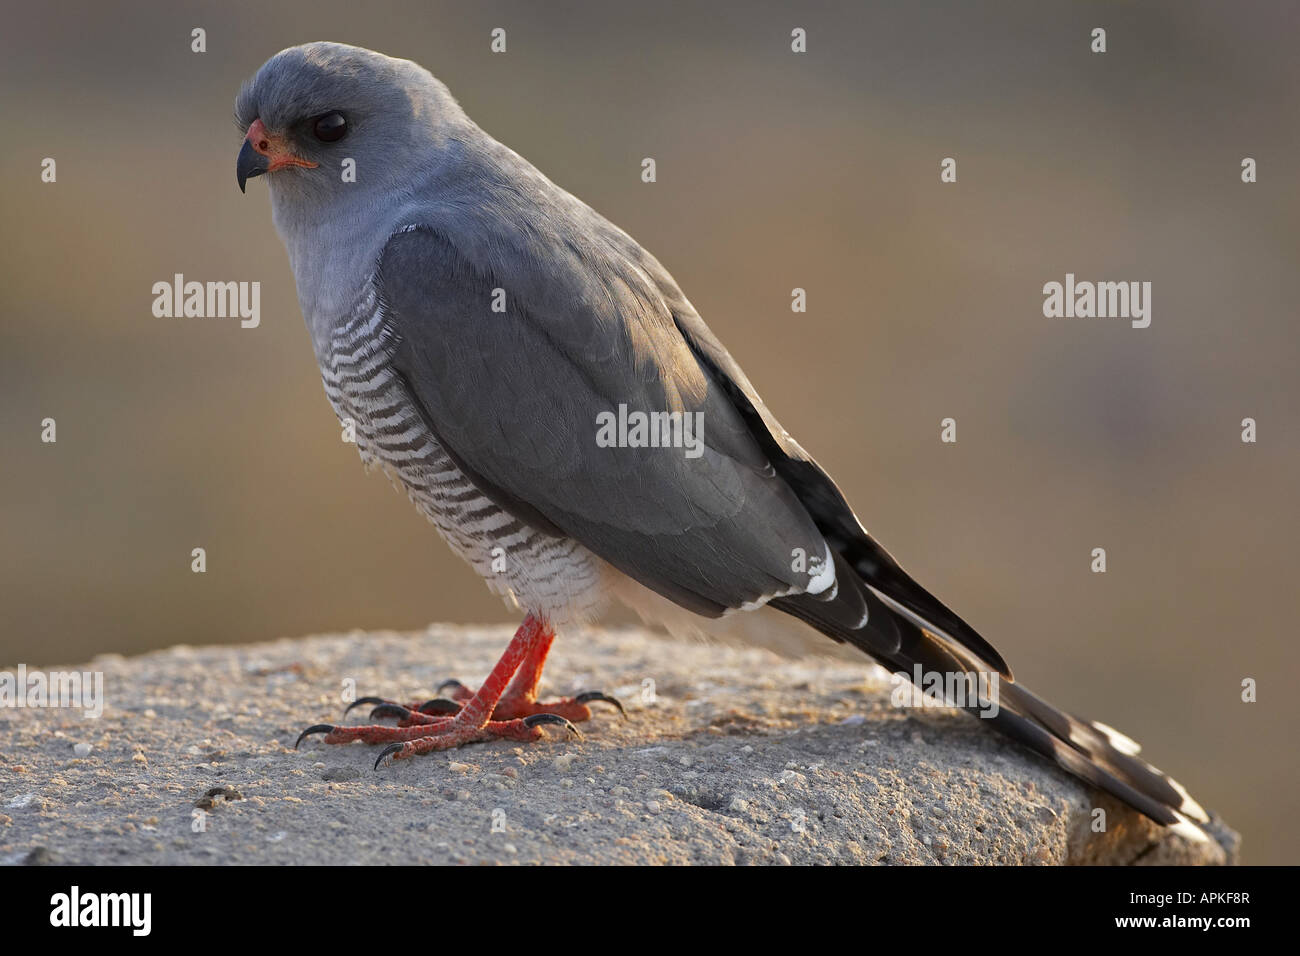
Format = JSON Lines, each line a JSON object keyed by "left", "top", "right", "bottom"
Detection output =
{"left": 1, "top": 1, "right": 1296, "bottom": 862}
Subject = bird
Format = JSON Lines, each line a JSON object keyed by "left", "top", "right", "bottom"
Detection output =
{"left": 236, "top": 41, "right": 1209, "bottom": 840}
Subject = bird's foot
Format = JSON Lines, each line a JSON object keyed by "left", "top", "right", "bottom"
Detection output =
{"left": 432, "top": 675, "right": 625, "bottom": 722}
{"left": 342, "top": 634, "right": 626, "bottom": 726}
{"left": 492, "top": 689, "right": 626, "bottom": 722}
{"left": 343, "top": 695, "right": 460, "bottom": 725}
{"left": 296, "top": 712, "right": 580, "bottom": 766}
{"left": 342, "top": 686, "right": 625, "bottom": 725}
{"left": 294, "top": 613, "right": 606, "bottom": 765}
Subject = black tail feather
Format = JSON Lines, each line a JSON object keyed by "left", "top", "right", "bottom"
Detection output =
{"left": 773, "top": 562, "right": 1208, "bottom": 836}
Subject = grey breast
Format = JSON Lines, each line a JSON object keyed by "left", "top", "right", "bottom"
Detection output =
{"left": 315, "top": 280, "right": 608, "bottom": 622}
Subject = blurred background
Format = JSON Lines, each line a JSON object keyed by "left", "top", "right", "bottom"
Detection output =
{"left": 1, "top": 1, "right": 1296, "bottom": 863}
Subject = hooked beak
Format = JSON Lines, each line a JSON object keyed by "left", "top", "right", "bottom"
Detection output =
{"left": 236, "top": 138, "right": 268, "bottom": 193}
{"left": 237, "top": 118, "right": 317, "bottom": 193}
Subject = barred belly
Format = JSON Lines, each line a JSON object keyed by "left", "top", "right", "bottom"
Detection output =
{"left": 315, "top": 285, "right": 609, "bottom": 625}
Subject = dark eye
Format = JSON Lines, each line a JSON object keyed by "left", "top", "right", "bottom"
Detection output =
{"left": 312, "top": 112, "right": 347, "bottom": 142}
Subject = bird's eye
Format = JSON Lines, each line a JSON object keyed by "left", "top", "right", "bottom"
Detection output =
{"left": 312, "top": 112, "right": 347, "bottom": 142}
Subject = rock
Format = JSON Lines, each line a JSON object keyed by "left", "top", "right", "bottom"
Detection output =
{"left": 23, "top": 846, "right": 53, "bottom": 866}
{"left": 0, "top": 625, "right": 1237, "bottom": 865}
{"left": 320, "top": 767, "right": 361, "bottom": 783}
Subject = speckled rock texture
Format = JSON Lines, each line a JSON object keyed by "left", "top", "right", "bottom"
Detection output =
{"left": 0, "top": 626, "right": 1238, "bottom": 865}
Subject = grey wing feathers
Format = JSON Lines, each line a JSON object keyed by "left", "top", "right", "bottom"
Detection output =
{"left": 652, "top": 269, "right": 1013, "bottom": 677}
{"left": 373, "top": 225, "right": 830, "bottom": 617}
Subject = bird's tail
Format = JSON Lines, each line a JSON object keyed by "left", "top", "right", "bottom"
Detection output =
{"left": 772, "top": 551, "right": 1209, "bottom": 840}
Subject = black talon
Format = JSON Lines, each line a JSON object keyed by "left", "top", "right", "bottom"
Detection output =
{"left": 417, "top": 698, "right": 462, "bottom": 715}
{"left": 295, "top": 724, "right": 335, "bottom": 749}
{"left": 369, "top": 703, "right": 413, "bottom": 721}
{"left": 523, "top": 713, "right": 583, "bottom": 739}
{"left": 374, "top": 743, "right": 405, "bottom": 770}
{"left": 436, "top": 679, "right": 469, "bottom": 697}
{"left": 344, "top": 696, "right": 391, "bottom": 717}
{"left": 575, "top": 691, "right": 628, "bottom": 720}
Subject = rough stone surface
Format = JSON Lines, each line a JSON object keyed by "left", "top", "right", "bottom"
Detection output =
{"left": 0, "top": 626, "right": 1238, "bottom": 865}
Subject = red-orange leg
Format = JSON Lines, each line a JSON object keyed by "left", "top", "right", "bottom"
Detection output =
{"left": 343, "top": 617, "right": 626, "bottom": 725}
{"left": 296, "top": 613, "right": 583, "bottom": 766}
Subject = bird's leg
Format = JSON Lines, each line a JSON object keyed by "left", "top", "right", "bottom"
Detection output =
{"left": 296, "top": 613, "right": 582, "bottom": 764}
{"left": 359, "top": 621, "right": 626, "bottom": 723}
{"left": 332, "top": 616, "right": 625, "bottom": 729}
{"left": 491, "top": 622, "right": 627, "bottom": 722}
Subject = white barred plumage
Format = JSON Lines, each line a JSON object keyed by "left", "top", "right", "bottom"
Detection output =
{"left": 321, "top": 282, "right": 611, "bottom": 626}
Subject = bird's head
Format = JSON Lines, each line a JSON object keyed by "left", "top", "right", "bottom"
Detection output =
{"left": 235, "top": 42, "right": 466, "bottom": 206}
